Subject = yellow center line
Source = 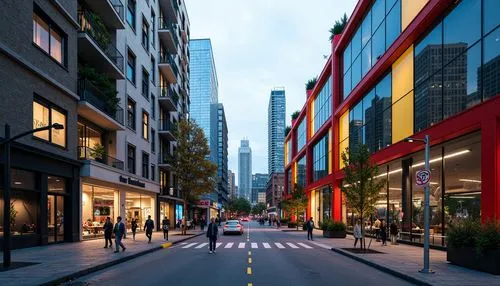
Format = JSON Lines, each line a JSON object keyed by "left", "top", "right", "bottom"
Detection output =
{"left": 247, "top": 267, "right": 252, "bottom": 275}
{"left": 248, "top": 283, "right": 253, "bottom": 286}
{"left": 248, "top": 257, "right": 252, "bottom": 264}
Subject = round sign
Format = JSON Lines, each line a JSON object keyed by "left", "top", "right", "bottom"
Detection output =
{"left": 416, "top": 169, "right": 431, "bottom": 186}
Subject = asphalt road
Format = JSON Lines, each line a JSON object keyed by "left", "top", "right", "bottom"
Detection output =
{"left": 71, "top": 221, "right": 413, "bottom": 286}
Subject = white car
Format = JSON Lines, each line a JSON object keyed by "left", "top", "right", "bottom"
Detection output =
{"left": 223, "top": 220, "right": 244, "bottom": 235}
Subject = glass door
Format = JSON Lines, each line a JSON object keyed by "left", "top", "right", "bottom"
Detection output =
{"left": 48, "top": 195, "right": 65, "bottom": 243}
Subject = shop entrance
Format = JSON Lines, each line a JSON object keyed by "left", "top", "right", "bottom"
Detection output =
{"left": 47, "top": 195, "right": 64, "bottom": 243}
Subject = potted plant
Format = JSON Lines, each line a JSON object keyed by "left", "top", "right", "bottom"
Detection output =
{"left": 287, "top": 221, "right": 297, "bottom": 229}
{"left": 447, "top": 219, "right": 500, "bottom": 275}
{"left": 305, "top": 77, "right": 317, "bottom": 91}
{"left": 90, "top": 143, "right": 106, "bottom": 162}
{"left": 285, "top": 126, "right": 291, "bottom": 137}
{"left": 321, "top": 220, "right": 347, "bottom": 238}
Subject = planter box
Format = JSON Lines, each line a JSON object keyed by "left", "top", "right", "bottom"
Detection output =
{"left": 447, "top": 246, "right": 500, "bottom": 275}
{"left": 287, "top": 224, "right": 297, "bottom": 228}
{"left": 323, "top": 230, "right": 347, "bottom": 238}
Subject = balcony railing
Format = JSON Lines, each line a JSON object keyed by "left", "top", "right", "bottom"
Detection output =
{"left": 158, "top": 18, "right": 179, "bottom": 48}
{"left": 160, "top": 86, "right": 179, "bottom": 105}
{"left": 109, "top": 0, "right": 125, "bottom": 22}
{"left": 158, "top": 52, "right": 179, "bottom": 78}
{"left": 78, "top": 146, "right": 124, "bottom": 170}
{"left": 78, "top": 9, "right": 124, "bottom": 72}
{"left": 161, "top": 186, "right": 180, "bottom": 198}
{"left": 158, "top": 119, "right": 175, "bottom": 132}
{"left": 78, "top": 78, "right": 124, "bottom": 125}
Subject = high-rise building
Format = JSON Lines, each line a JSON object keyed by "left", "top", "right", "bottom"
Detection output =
{"left": 268, "top": 88, "right": 286, "bottom": 174}
{"left": 266, "top": 173, "right": 285, "bottom": 209}
{"left": 228, "top": 170, "right": 236, "bottom": 199}
{"left": 238, "top": 139, "right": 252, "bottom": 200}
{"left": 251, "top": 173, "right": 268, "bottom": 204}
{"left": 217, "top": 103, "right": 229, "bottom": 204}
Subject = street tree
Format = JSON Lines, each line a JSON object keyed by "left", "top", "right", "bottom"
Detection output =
{"left": 251, "top": 202, "right": 267, "bottom": 216}
{"left": 172, "top": 119, "right": 217, "bottom": 235}
{"left": 228, "top": 197, "right": 251, "bottom": 218}
{"left": 340, "top": 144, "right": 385, "bottom": 250}
{"left": 281, "top": 183, "right": 308, "bottom": 230}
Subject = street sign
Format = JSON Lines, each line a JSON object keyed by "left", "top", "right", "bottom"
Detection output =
{"left": 416, "top": 169, "right": 431, "bottom": 187}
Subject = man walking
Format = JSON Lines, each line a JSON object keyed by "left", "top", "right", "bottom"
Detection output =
{"left": 306, "top": 217, "right": 315, "bottom": 241}
{"left": 113, "top": 216, "right": 126, "bottom": 253}
{"left": 206, "top": 218, "right": 218, "bottom": 254}
{"left": 144, "top": 215, "right": 155, "bottom": 243}
{"left": 103, "top": 217, "right": 113, "bottom": 248}
{"left": 162, "top": 216, "right": 170, "bottom": 241}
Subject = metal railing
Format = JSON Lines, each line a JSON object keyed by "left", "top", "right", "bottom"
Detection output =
{"left": 158, "top": 52, "right": 179, "bottom": 78}
{"left": 158, "top": 18, "right": 179, "bottom": 48}
{"left": 109, "top": 0, "right": 124, "bottom": 22}
{"left": 158, "top": 119, "right": 175, "bottom": 133}
{"left": 160, "top": 87, "right": 179, "bottom": 105}
{"left": 78, "top": 9, "right": 124, "bottom": 73}
{"left": 78, "top": 79, "right": 124, "bottom": 125}
{"left": 78, "top": 146, "right": 124, "bottom": 170}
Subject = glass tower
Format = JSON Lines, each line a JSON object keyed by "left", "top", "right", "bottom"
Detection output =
{"left": 238, "top": 139, "right": 252, "bottom": 201}
{"left": 268, "top": 88, "right": 286, "bottom": 174}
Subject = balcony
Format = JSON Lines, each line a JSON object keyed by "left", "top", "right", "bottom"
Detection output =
{"left": 158, "top": 119, "right": 176, "bottom": 141}
{"left": 77, "top": 79, "right": 124, "bottom": 130}
{"left": 78, "top": 146, "right": 124, "bottom": 170}
{"left": 158, "top": 18, "right": 179, "bottom": 53}
{"left": 159, "top": 0, "right": 179, "bottom": 22}
{"left": 158, "top": 52, "right": 178, "bottom": 84}
{"left": 158, "top": 153, "right": 175, "bottom": 170}
{"left": 78, "top": 9, "right": 125, "bottom": 79}
{"left": 83, "top": 0, "right": 125, "bottom": 29}
{"left": 159, "top": 86, "right": 178, "bottom": 111}
{"left": 181, "top": 29, "right": 188, "bottom": 43}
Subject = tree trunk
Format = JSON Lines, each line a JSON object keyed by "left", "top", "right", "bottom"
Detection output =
{"left": 183, "top": 200, "right": 187, "bottom": 235}
{"left": 360, "top": 215, "right": 365, "bottom": 251}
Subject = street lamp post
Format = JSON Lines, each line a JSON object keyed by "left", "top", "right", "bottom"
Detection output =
{"left": 1, "top": 123, "right": 64, "bottom": 268}
{"left": 404, "top": 135, "right": 433, "bottom": 274}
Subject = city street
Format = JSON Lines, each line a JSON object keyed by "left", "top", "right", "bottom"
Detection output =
{"left": 72, "top": 221, "right": 413, "bottom": 286}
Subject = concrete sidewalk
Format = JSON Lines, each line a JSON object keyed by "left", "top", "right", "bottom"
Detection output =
{"left": 0, "top": 230, "right": 204, "bottom": 286}
{"left": 282, "top": 228, "right": 500, "bottom": 286}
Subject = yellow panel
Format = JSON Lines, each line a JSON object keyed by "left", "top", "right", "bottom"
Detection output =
{"left": 293, "top": 162, "right": 298, "bottom": 185}
{"left": 309, "top": 100, "right": 315, "bottom": 137}
{"left": 392, "top": 45, "right": 414, "bottom": 143}
{"left": 339, "top": 139, "right": 349, "bottom": 169}
{"left": 284, "top": 140, "right": 288, "bottom": 165}
{"left": 392, "top": 45, "right": 414, "bottom": 103}
{"left": 328, "top": 129, "right": 332, "bottom": 174}
{"left": 402, "top": 0, "right": 428, "bottom": 31}
{"left": 339, "top": 111, "right": 349, "bottom": 141}
{"left": 392, "top": 91, "right": 414, "bottom": 143}
{"left": 310, "top": 190, "right": 316, "bottom": 216}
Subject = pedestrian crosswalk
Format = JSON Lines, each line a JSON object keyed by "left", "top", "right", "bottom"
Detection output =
{"left": 177, "top": 241, "right": 314, "bottom": 250}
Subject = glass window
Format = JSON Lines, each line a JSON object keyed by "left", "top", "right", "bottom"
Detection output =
{"left": 127, "top": 144, "right": 136, "bottom": 174}
{"left": 313, "top": 77, "right": 332, "bottom": 131}
{"left": 150, "top": 57, "right": 155, "bottom": 84}
{"left": 363, "top": 90, "right": 375, "bottom": 151}
{"left": 482, "top": 27, "right": 500, "bottom": 100}
{"left": 48, "top": 176, "right": 66, "bottom": 193}
{"left": 443, "top": 42, "right": 481, "bottom": 118}
{"left": 82, "top": 184, "right": 118, "bottom": 240}
{"left": 142, "top": 111, "right": 149, "bottom": 140}
{"left": 343, "top": 43, "right": 351, "bottom": 75}
{"left": 362, "top": 40, "right": 372, "bottom": 77}
{"left": 151, "top": 95, "right": 156, "bottom": 119}
{"left": 51, "top": 109, "right": 66, "bottom": 147}
{"left": 127, "top": 98, "right": 136, "bottom": 130}
{"left": 33, "top": 101, "right": 49, "bottom": 141}
{"left": 0, "top": 190, "right": 39, "bottom": 236}
{"left": 127, "top": 0, "right": 136, "bottom": 30}
{"left": 349, "top": 102, "right": 363, "bottom": 152}
{"left": 313, "top": 135, "right": 329, "bottom": 182}
{"left": 297, "top": 156, "right": 307, "bottom": 187}
{"left": 372, "top": 23, "right": 385, "bottom": 66}
{"left": 351, "top": 29, "right": 362, "bottom": 59}
{"left": 297, "top": 119, "right": 306, "bottom": 152}
{"left": 125, "top": 192, "right": 155, "bottom": 232}
{"left": 415, "top": 73, "right": 442, "bottom": 132}
{"left": 151, "top": 129, "right": 156, "bottom": 153}
{"left": 443, "top": 0, "right": 481, "bottom": 58}
{"left": 343, "top": 68, "right": 352, "bottom": 99}
{"left": 151, "top": 164, "right": 155, "bottom": 181}
{"left": 415, "top": 23, "right": 443, "bottom": 86}
{"left": 142, "top": 152, "right": 149, "bottom": 179}
{"left": 352, "top": 55, "right": 362, "bottom": 89}
{"left": 151, "top": 9, "right": 156, "bottom": 46}
{"left": 386, "top": 0, "right": 401, "bottom": 49}
{"left": 371, "top": 0, "right": 385, "bottom": 32}
{"left": 127, "top": 49, "right": 136, "bottom": 84}
{"left": 142, "top": 17, "right": 149, "bottom": 50}
{"left": 387, "top": 161, "right": 402, "bottom": 235}
{"left": 142, "top": 68, "right": 149, "bottom": 97}
{"left": 33, "top": 13, "right": 64, "bottom": 64}
{"left": 484, "top": 0, "right": 500, "bottom": 35}
{"left": 33, "top": 100, "right": 66, "bottom": 147}
{"left": 361, "top": 10, "right": 372, "bottom": 47}
{"left": 11, "top": 169, "right": 36, "bottom": 190}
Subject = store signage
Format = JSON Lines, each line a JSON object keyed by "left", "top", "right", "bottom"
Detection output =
{"left": 119, "top": 176, "right": 146, "bottom": 188}
{"left": 199, "top": 200, "right": 210, "bottom": 206}
{"left": 415, "top": 169, "right": 431, "bottom": 187}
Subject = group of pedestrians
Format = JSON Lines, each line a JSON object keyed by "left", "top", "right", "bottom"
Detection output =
{"left": 352, "top": 218, "right": 400, "bottom": 247}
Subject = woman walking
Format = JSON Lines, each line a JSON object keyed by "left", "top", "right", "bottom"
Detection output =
{"left": 380, "top": 219, "right": 387, "bottom": 246}
{"left": 131, "top": 218, "right": 138, "bottom": 240}
{"left": 354, "top": 220, "right": 362, "bottom": 248}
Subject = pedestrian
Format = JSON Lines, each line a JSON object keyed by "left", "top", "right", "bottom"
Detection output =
{"left": 268, "top": 217, "right": 271, "bottom": 226}
{"left": 390, "top": 221, "right": 399, "bottom": 245}
{"left": 162, "top": 216, "right": 170, "bottom": 240}
{"left": 374, "top": 217, "right": 381, "bottom": 241}
{"left": 206, "top": 217, "right": 218, "bottom": 254}
{"left": 306, "top": 217, "right": 315, "bottom": 241}
{"left": 354, "top": 220, "right": 362, "bottom": 248}
{"left": 113, "top": 216, "right": 126, "bottom": 253}
{"left": 144, "top": 215, "right": 154, "bottom": 243}
{"left": 131, "top": 218, "right": 138, "bottom": 240}
{"left": 380, "top": 219, "right": 387, "bottom": 246}
{"left": 276, "top": 217, "right": 281, "bottom": 229}
{"left": 201, "top": 217, "right": 206, "bottom": 231}
{"left": 103, "top": 217, "right": 113, "bottom": 248}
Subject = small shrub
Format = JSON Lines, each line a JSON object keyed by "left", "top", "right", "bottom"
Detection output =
{"left": 288, "top": 221, "right": 297, "bottom": 228}
{"left": 476, "top": 221, "right": 500, "bottom": 254}
{"left": 280, "top": 218, "right": 289, "bottom": 224}
{"left": 321, "top": 220, "right": 346, "bottom": 232}
{"left": 447, "top": 219, "right": 480, "bottom": 248}
{"left": 291, "top": 111, "right": 301, "bottom": 120}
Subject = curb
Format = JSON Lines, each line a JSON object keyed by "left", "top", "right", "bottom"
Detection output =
{"left": 331, "top": 248, "right": 432, "bottom": 286}
{"left": 42, "top": 232, "right": 205, "bottom": 286}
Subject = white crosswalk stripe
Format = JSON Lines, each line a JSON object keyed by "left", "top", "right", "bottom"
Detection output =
{"left": 182, "top": 243, "right": 198, "bottom": 248}
{"left": 275, "top": 243, "right": 285, "bottom": 249}
{"left": 195, "top": 243, "right": 208, "bottom": 249}
{"left": 297, "top": 243, "right": 313, "bottom": 249}
{"left": 216, "top": 243, "right": 222, "bottom": 248}
{"left": 286, "top": 242, "right": 299, "bottom": 249}
{"left": 224, "top": 243, "right": 234, "bottom": 248}
{"left": 263, "top": 243, "right": 271, "bottom": 248}
{"left": 238, "top": 242, "right": 246, "bottom": 248}
{"left": 251, "top": 242, "right": 258, "bottom": 248}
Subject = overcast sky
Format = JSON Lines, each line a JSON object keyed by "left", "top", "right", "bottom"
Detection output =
{"left": 186, "top": 0, "right": 357, "bottom": 183}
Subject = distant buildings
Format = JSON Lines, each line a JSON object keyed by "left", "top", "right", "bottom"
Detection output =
{"left": 228, "top": 170, "right": 236, "bottom": 199}
{"left": 266, "top": 173, "right": 284, "bottom": 210}
{"left": 251, "top": 173, "right": 268, "bottom": 204}
{"left": 268, "top": 88, "right": 286, "bottom": 175}
{"left": 217, "top": 104, "right": 229, "bottom": 204}
{"left": 238, "top": 139, "right": 252, "bottom": 200}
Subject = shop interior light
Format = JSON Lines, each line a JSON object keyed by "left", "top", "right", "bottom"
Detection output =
{"left": 389, "top": 188, "right": 402, "bottom": 191}
{"left": 459, "top": 179, "right": 482, "bottom": 183}
{"left": 412, "top": 149, "right": 471, "bottom": 168}
{"left": 375, "top": 168, "right": 403, "bottom": 178}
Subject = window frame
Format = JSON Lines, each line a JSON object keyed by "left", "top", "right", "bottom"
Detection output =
{"left": 127, "top": 48, "right": 136, "bottom": 85}
{"left": 127, "top": 0, "right": 136, "bottom": 31}
{"left": 141, "top": 15, "right": 150, "bottom": 52}
{"left": 32, "top": 96, "right": 67, "bottom": 148}
{"left": 32, "top": 6, "right": 67, "bottom": 66}
{"left": 127, "top": 143, "right": 136, "bottom": 174}
{"left": 142, "top": 152, "right": 150, "bottom": 179}
{"left": 142, "top": 110, "right": 149, "bottom": 141}
{"left": 142, "top": 67, "right": 150, "bottom": 98}
{"left": 127, "top": 97, "right": 136, "bottom": 131}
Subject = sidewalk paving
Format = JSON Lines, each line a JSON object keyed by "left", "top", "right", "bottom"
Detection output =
{"left": 0, "top": 230, "right": 204, "bottom": 286}
{"left": 283, "top": 228, "right": 500, "bottom": 286}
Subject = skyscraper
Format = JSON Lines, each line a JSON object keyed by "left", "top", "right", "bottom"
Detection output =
{"left": 189, "top": 39, "right": 218, "bottom": 163}
{"left": 217, "top": 103, "right": 229, "bottom": 204}
{"left": 251, "top": 173, "right": 268, "bottom": 205}
{"left": 238, "top": 139, "right": 252, "bottom": 201}
{"left": 228, "top": 170, "right": 236, "bottom": 199}
{"left": 268, "top": 88, "right": 286, "bottom": 174}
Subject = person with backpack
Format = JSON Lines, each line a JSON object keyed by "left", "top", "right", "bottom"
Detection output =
{"left": 162, "top": 217, "right": 170, "bottom": 240}
{"left": 144, "top": 215, "right": 155, "bottom": 243}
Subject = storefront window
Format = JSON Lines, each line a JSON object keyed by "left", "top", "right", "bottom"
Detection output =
{"left": 387, "top": 161, "right": 402, "bottom": 233}
{"left": 48, "top": 176, "right": 65, "bottom": 193}
{"left": 373, "top": 165, "right": 388, "bottom": 223}
{"left": 160, "top": 201, "right": 172, "bottom": 226}
{"left": 82, "top": 184, "right": 118, "bottom": 240}
{"left": 322, "top": 187, "right": 332, "bottom": 222}
{"left": 125, "top": 192, "right": 155, "bottom": 232}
